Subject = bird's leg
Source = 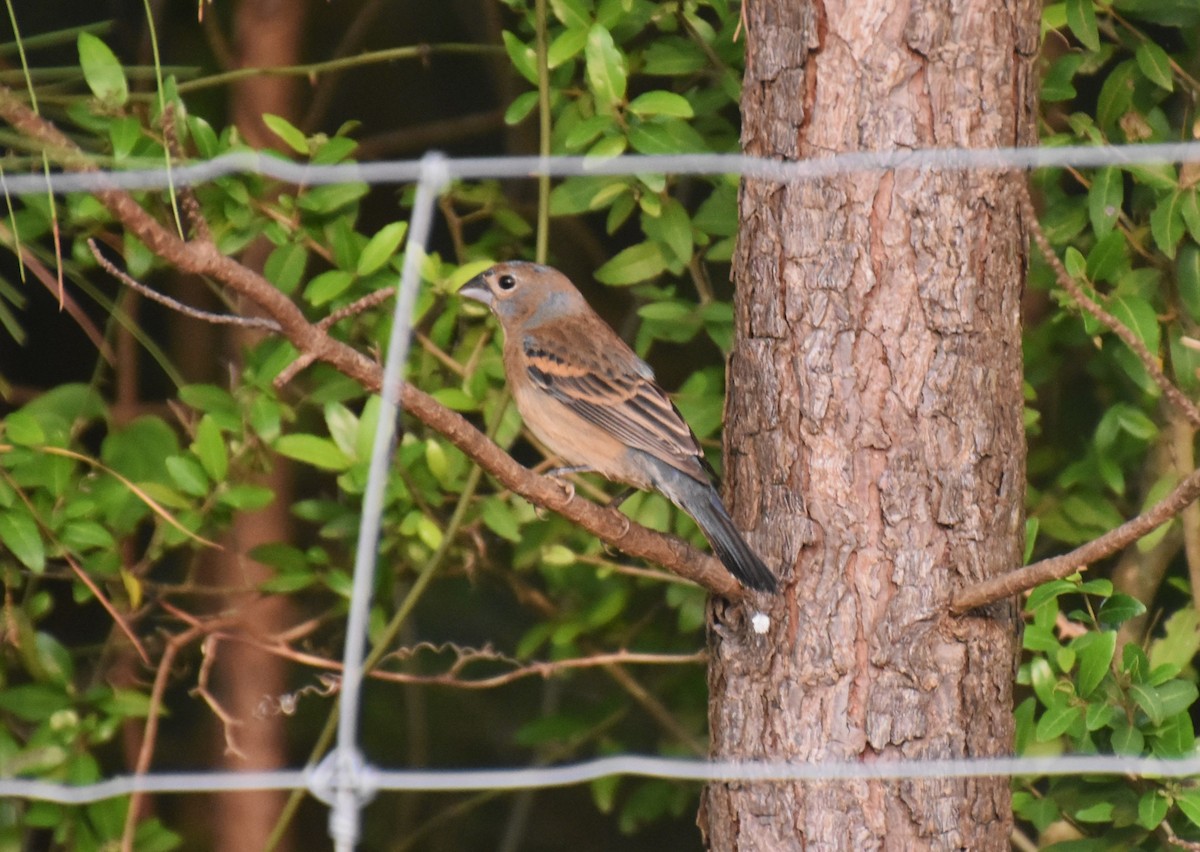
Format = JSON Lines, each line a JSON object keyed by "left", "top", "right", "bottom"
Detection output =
{"left": 545, "top": 464, "right": 593, "bottom": 478}
{"left": 544, "top": 464, "right": 591, "bottom": 502}
{"left": 605, "top": 487, "right": 635, "bottom": 510}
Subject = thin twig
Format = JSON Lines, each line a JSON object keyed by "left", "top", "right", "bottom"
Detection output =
{"left": 88, "top": 238, "right": 281, "bottom": 331}
{"left": 191, "top": 634, "right": 246, "bottom": 758}
{"left": 272, "top": 286, "right": 396, "bottom": 387}
{"left": 220, "top": 628, "right": 704, "bottom": 691}
{"left": 1020, "top": 188, "right": 1200, "bottom": 429}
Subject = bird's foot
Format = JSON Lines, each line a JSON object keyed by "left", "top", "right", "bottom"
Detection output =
{"left": 545, "top": 465, "right": 590, "bottom": 503}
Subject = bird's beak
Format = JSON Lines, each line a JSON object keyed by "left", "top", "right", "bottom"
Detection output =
{"left": 458, "top": 274, "right": 493, "bottom": 307}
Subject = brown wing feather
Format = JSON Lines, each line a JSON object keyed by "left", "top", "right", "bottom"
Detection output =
{"left": 521, "top": 318, "right": 707, "bottom": 479}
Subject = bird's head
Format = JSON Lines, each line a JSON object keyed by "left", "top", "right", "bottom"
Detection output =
{"left": 458, "top": 261, "right": 587, "bottom": 328}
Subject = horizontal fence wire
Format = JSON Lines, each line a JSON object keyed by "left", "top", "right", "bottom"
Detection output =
{"left": 4, "top": 141, "right": 1200, "bottom": 840}
{"left": 4, "top": 754, "right": 1200, "bottom": 805}
{"left": 1, "top": 140, "right": 1200, "bottom": 196}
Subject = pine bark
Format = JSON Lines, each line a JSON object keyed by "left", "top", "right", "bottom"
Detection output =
{"left": 702, "top": 0, "right": 1038, "bottom": 848}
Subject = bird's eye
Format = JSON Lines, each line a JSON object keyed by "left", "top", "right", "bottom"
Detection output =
{"left": 498, "top": 274, "right": 517, "bottom": 291}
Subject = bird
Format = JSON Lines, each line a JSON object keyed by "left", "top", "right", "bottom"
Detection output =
{"left": 458, "top": 261, "right": 778, "bottom": 593}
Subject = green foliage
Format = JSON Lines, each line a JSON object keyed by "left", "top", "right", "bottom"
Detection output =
{"left": 1016, "top": 576, "right": 1200, "bottom": 845}
{"left": 1019, "top": 1, "right": 1200, "bottom": 846}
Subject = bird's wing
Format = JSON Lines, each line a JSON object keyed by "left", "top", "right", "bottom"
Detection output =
{"left": 521, "top": 320, "right": 708, "bottom": 479}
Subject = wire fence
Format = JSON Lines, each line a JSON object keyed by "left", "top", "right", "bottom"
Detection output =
{"left": 4, "top": 141, "right": 1200, "bottom": 849}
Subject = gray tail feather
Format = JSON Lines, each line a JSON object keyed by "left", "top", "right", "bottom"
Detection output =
{"left": 685, "top": 483, "right": 778, "bottom": 593}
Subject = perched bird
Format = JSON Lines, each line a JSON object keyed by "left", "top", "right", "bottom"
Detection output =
{"left": 459, "top": 261, "right": 778, "bottom": 593}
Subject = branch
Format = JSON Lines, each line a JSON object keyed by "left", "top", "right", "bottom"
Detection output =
{"left": 952, "top": 188, "right": 1200, "bottom": 613}
{"left": 950, "top": 464, "right": 1200, "bottom": 612}
{"left": 0, "top": 85, "right": 745, "bottom": 600}
{"left": 1019, "top": 187, "right": 1200, "bottom": 429}
{"left": 89, "top": 238, "right": 280, "bottom": 331}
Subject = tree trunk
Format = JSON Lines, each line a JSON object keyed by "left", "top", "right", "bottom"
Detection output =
{"left": 702, "top": 0, "right": 1038, "bottom": 848}
{"left": 203, "top": 3, "right": 308, "bottom": 851}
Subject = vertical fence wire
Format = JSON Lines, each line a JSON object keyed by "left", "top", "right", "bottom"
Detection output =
{"left": 323, "top": 152, "right": 448, "bottom": 850}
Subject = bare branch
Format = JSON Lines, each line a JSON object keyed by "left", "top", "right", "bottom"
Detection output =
{"left": 950, "top": 464, "right": 1200, "bottom": 613}
{"left": 1020, "top": 187, "right": 1200, "bottom": 429}
{"left": 952, "top": 190, "right": 1200, "bottom": 613}
{"left": 88, "top": 238, "right": 281, "bottom": 331}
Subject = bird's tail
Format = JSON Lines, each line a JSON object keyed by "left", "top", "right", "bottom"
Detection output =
{"left": 677, "top": 479, "right": 778, "bottom": 593}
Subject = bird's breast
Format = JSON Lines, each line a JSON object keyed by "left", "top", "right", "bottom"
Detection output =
{"left": 510, "top": 379, "right": 653, "bottom": 491}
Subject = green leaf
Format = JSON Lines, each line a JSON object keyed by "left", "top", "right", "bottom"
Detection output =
{"left": 1073, "top": 801, "right": 1113, "bottom": 822}
{"left": 1088, "top": 167, "right": 1124, "bottom": 236}
{"left": 505, "top": 90, "right": 539, "bottom": 125}
{"left": 304, "top": 270, "right": 355, "bottom": 307}
{"left": 61, "top": 520, "right": 115, "bottom": 551}
{"left": 564, "top": 114, "right": 614, "bottom": 151}
{"left": 1155, "top": 679, "right": 1198, "bottom": 717}
{"left": 1177, "top": 789, "right": 1200, "bottom": 829}
{"left": 479, "top": 497, "right": 522, "bottom": 543}
{"left": 547, "top": 27, "right": 589, "bottom": 68}
{"left": 424, "top": 440, "right": 450, "bottom": 485}
{"left": 647, "top": 198, "right": 693, "bottom": 264}
{"left": 1130, "top": 682, "right": 1165, "bottom": 724}
{"left": 1064, "top": 246, "right": 1087, "bottom": 278}
{"left": 0, "top": 506, "right": 44, "bottom": 573}
{"left": 0, "top": 683, "right": 70, "bottom": 722}
{"left": 165, "top": 455, "right": 209, "bottom": 497}
{"left": 550, "top": 0, "right": 590, "bottom": 29}
{"left": 594, "top": 242, "right": 668, "bottom": 285}
{"left": 588, "top": 135, "right": 628, "bottom": 159}
{"left": 1085, "top": 700, "right": 1115, "bottom": 731}
{"left": 77, "top": 33, "right": 128, "bottom": 105}
{"left": 1182, "top": 189, "right": 1200, "bottom": 244}
{"left": 1110, "top": 718, "right": 1145, "bottom": 754}
{"left": 1097, "top": 61, "right": 1137, "bottom": 129}
{"left": 1098, "top": 592, "right": 1147, "bottom": 627}
{"left": 262, "top": 114, "right": 309, "bottom": 155}
{"left": 1108, "top": 294, "right": 1160, "bottom": 358}
{"left": 1094, "top": 231, "right": 1128, "bottom": 285}
{"left": 275, "top": 434, "right": 351, "bottom": 471}
{"left": 298, "top": 182, "right": 369, "bottom": 215}
{"left": 1073, "top": 630, "right": 1116, "bottom": 697}
{"left": 1035, "top": 700, "right": 1082, "bottom": 741}
{"left": 627, "top": 90, "right": 694, "bottom": 118}
{"left": 218, "top": 485, "right": 275, "bottom": 510}
{"left": 357, "top": 221, "right": 408, "bottom": 277}
{"left": 627, "top": 116, "right": 707, "bottom": 154}
{"left": 501, "top": 31, "right": 538, "bottom": 85}
{"left": 1027, "top": 578, "right": 1078, "bottom": 611}
{"left": 1135, "top": 41, "right": 1174, "bottom": 91}
{"left": 1150, "top": 190, "right": 1186, "bottom": 258}
{"left": 109, "top": 116, "right": 141, "bottom": 160}
{"left": 192, "top": 415, "right": 228, "bottom": 481}
{"left": 1153, "top": 711, "right": 1195, "bottom": 756}
{"left": 585, "top": 24, "right": 627, "bottom": 112}
{"left": 264, "top": 243, "right": 309, "bottom": 295}
{"left": 1177, "top": 243, "right": 1200, "bottom": 323}
{"left": 1065, "top": 0, "right": 1101, "bottom": 50}
{"left": 5, "top": 410, "right": 45, "bottom": 446}
{"left": 1136, "top": 790, "right": 1169, "bottom": 830}
{"left": 642, "top": 38, "right": 706, "bottom": 75}
{"left": 1149, "top": 608, "right": 1200, "bottom": 670}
